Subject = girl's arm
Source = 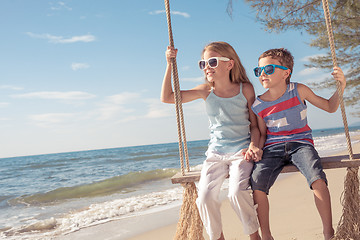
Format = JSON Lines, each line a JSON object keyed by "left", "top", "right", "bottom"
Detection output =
{"left": 161, "top": 46, "right": 209, "bottom": 104}
{"left": 298, "top": 67, "right": 346, "bottom": 113}
{"left": 242, "top": 83, "right": 263, "bottom": 162}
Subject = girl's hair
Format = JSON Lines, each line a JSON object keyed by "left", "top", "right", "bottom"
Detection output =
{"left": 202, "top": 41, "right": 250, "bottom": 85}
{"left": 259, "top": 48, "right": 294, "bottom": 84}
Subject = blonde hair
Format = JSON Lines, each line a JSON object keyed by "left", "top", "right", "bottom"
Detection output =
{"left": 202, "top": 41, "right": 250, "bottom": 85}
{"left": 259, "top": 48, "right": 294, "bottom": 84}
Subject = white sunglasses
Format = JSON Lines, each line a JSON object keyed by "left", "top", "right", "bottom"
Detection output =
{"left": 198, "top": 57, "right": 230, "bottom": 70}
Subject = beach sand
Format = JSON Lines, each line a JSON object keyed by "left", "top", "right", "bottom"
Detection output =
{"left": 58, "top": 141, "right": 360, "bottom": 240}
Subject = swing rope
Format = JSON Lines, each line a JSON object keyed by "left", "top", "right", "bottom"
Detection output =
{"left": 321, "top": 0, "right": 353, "bottom": 161}
{"left": 164, "top": 0, "right": 204, "bottom": 239}
{"left": 321, "top": 0, "right": 360, "bottom": 238}
{"left": 164, "top": 0, "right": 190, "bottom": 176}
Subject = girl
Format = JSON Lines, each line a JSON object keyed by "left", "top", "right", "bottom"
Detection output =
{"left": 161, "top": 42, "right": 261, "bottom": 240}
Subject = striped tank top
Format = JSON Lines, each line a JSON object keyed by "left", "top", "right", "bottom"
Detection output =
{"left": 251, "top": 82, "right": 313, "bottom": 148}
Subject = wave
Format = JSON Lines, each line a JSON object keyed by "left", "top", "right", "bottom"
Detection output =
{"left": 2, "top": 187, "right": 184, "bottom": 239}
{"left": 9, "top": 168, "right": 179, "bottom": 206}
{"left": 128, "top": 153, "right": 179, "bottom": 162}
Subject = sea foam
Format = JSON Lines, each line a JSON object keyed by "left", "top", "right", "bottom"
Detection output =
{"left": 1, "top": 187, "right": 183, "bottom": 239}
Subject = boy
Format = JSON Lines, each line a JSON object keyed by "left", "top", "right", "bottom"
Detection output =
{"left": 250, "top": 48, "right": 346, "bottom": 240}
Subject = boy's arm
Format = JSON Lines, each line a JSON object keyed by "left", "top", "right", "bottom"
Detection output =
{"left": 247, "top": 108, "right": 262, "bottom": 162}
{"left": 257, "top": 115, "right": 267, "bottom": 150}
{"left": 298, "top": 67, "right": 346, "bottom": 113}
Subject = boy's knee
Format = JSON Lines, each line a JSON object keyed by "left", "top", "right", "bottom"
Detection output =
{"left": 253, "top": 189, "right": 267, "bottom": 197}
{"left": 311, "top": 178, "right": 327, "bottom": 189}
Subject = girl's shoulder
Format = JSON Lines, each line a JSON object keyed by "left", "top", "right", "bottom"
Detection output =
{"left": 241, "top": 82, "right": 254, "bottom": 91}
{"left": 193, "top": 83, "right": 212, "bottom": 100}
{"left": 241, "top": 82, "right": 255, "bottom": 100}
{"left": 194, "top": 83, "right": 211, "bottom": 90}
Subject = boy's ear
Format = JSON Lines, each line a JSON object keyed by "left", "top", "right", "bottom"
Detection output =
{"left": 286, "top": 69, "right": 292, "bottom": 78}
{"left": 283, "top": 69, "right": 291, "bottom": 80}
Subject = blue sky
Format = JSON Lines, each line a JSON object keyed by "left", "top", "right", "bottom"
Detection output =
{"left": 0, "top": 0, "right": 356, "bottom": 158}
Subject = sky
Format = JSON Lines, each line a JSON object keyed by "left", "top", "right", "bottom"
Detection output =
{"left": 0, "top": 0, "right": 357, "bottom": 158}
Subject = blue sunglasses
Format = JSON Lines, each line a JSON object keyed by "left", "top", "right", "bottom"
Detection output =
{"left": 253, "top": 64, "right": 289, "bottom": 77}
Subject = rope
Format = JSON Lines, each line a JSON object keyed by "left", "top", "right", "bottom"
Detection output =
{"left": 164, "top": 0, "right": 190, "bottom": 174}
{"left": 165, "top": 0, "right": 204, "bottom": 240}
{"left": 321, "top": 0, "right": 353, "bottom": 160}
{"left": 163, "top": 2, "right": 204, "bottom": 239}
{"left": 321, "top": 0, "right": 360, "bottom": 238}
{"left": 174, "top": 183, "right": 205, "bottom": 240}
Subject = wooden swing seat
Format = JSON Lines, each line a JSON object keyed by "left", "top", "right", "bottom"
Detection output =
{"left": 171, "top": 153, "right": 360, "bottom": 184}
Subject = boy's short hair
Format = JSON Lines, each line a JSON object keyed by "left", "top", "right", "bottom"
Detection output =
{"left": 259, "top": 48, "right": 294, "bottom": 84}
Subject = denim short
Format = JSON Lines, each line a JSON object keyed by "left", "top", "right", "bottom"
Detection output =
{"left": 251, "top": 142, "right": 327, "bottom": 195}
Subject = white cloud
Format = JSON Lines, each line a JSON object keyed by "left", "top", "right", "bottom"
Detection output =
{"left": 96, "top": 105, "right": 131, "bottom": 121}
{"left": 0, "top": 85, "right": 23, "bottom": 91}
{"left": 0, "top": 102, "right": 9, "bottom": 108}
{"left": 50, "top": 1, "right": 72, "bottom": 11}
{"left": 29, "top": 113, "right": 74, "bottom": 123}
{"left": 71, "top": 63, "right": 90, "bottom": 71}
{"left": 26, "top": 32, "right": 95, "bottom": 44}
{"left": 105, "top": 92, "right": 141, "bottom": 104}
{"left": 302, "top": 73, "right": 330, "bottom": 84}
{"left": 297, "top": 67, "right": 321, "bottom": 76}
{"left": 301, "top": 54, "right": 326, "bottom": 62}
{"left": 28, "top": 113, "right": 77, "bottom": 128}
{"left": 96, "top": 92, "right": 141, "bottom": 120}
{"left": 12, "top": 91, "right": 96, "bottom": 100}
{"left": 182, "top": 66, "right": 190, "bottom": 71}
{"left": 144, "top": 98, "right": 173, "bottom": 119}
{"left": 182, "top": 76, "right": 204, "bottom": 82}
{"left": 149, "top": 10, "right": 190, "bottom": 18}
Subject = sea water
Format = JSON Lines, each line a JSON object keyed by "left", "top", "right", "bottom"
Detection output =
{"left": 0, "top": 126, "right": 359, "bottom": 239}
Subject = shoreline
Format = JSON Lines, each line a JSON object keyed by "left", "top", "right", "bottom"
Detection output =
{"left": 56, "top": 139, "right": 360, "bottom": 240}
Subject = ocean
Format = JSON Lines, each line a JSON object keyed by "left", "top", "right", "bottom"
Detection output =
{"left": 1, "top": 126, "right": 359, "bottom": 239}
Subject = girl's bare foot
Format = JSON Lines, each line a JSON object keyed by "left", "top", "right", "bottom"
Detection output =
{"left": 218, "top": 232, "right": 225, "bottom": 240}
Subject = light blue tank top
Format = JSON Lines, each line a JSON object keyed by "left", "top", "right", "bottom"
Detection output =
{"left": 205, "top": 83, "right": 251, "bottom": 154}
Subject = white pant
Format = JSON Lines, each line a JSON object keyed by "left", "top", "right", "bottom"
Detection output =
{"left": 196, "top": 151, "right": 259, "bottom": 240}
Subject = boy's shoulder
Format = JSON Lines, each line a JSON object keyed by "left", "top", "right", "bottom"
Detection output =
{"left": 252, "top": 82, "right": 300, "bottom": 107}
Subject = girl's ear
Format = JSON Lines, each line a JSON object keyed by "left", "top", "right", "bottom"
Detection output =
{"left": 227, "top": 60, "right": 234, "bottom": 70}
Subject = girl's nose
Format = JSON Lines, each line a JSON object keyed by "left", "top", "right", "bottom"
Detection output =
{"left": 203, "top": 62, "right": 211, "bottom": 70}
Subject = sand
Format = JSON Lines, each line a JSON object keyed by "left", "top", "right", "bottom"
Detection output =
{"left": 57, "top": 141, "right": 360, "bottom": 240}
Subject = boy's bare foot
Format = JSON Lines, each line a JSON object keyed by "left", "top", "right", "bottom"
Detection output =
{"left": 324, "top": 228, "right": 334, "bottom": 240}
{"left": 261, "top": 235, "right": 274, "bottom": 240}
{"left": 250, "top": 231, "right": 261, "bottom": 240}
